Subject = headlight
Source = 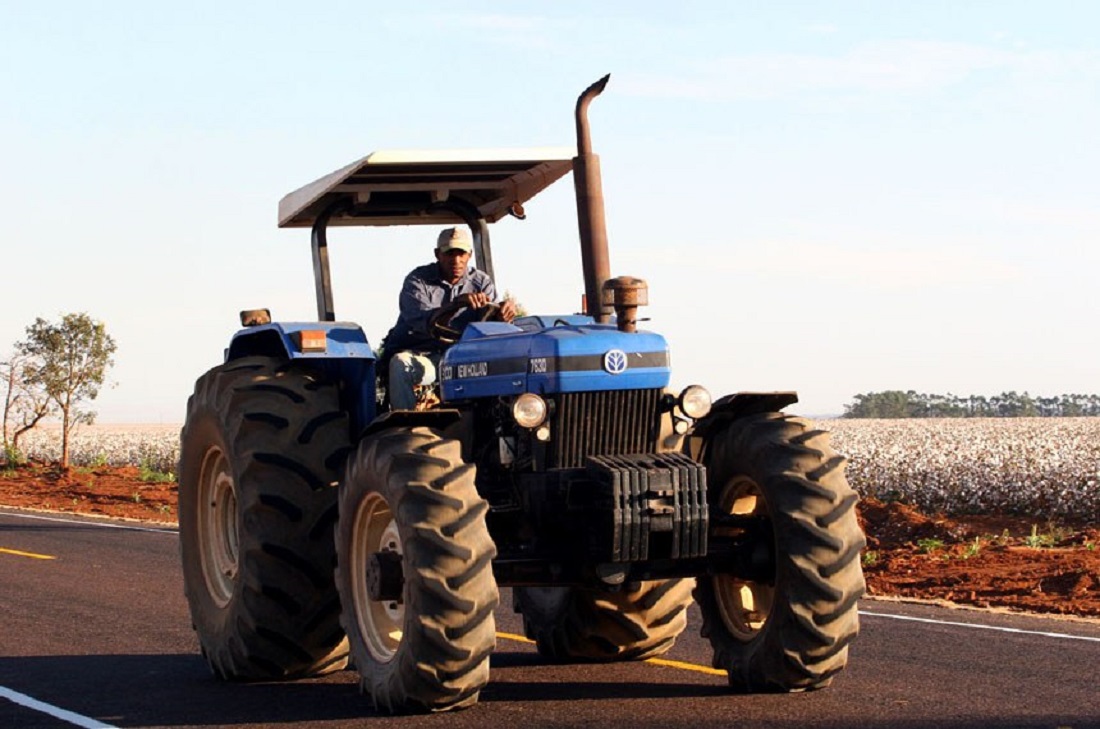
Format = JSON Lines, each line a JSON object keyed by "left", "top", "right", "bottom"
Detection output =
{"left": 678, "top": 385, "right": 712, "bottom": 419}
{"left": 512, "top": 393, "right": 548, "bottom": 428}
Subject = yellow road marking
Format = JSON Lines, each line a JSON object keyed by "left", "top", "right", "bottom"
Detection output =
{"left": 496, "top": 631, "right": 534, "bottom": 644}
{"left": 0, "top": 547, "right": 56, "bottom": 560}
{"left": 496, "top": 632, "right": 726, "bottom": 676}
{"left": 643, "top": 657, "right": 726, "bottom": 676}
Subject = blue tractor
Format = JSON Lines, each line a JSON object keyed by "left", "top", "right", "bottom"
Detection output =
{"left": 178, "top": 76, "right": 865, "bottom": 713}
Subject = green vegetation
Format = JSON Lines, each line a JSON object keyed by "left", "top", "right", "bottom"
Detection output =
{"left": 1022, "top": 523, "right": 1070, "bottom": 549}
{"left": 861, "top": 550, "right": 879, "bottom": 567}
{"left": 1, "top": 443, "right": 24, "bottom": 468}
{"left": 916, "top": 538, "right": 945, "bottom": 553}
{"left": 1024, "top": 525, "right": 1049, "bottom": 548}
{"left": 843, "top": 390, "right": 1100, "bottom": 418}
{"left": 961, "top": 537, "right": 983, "bottom": 559}
{"left": 3, "top": 313, "right": 117, "bottom": 469}
{"left": 139, "top": 459, "right": 175, "bottom": 484}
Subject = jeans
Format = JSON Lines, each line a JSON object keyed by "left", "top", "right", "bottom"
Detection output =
{"left": 388, "top": 350, "right": 442, "bottom": 410}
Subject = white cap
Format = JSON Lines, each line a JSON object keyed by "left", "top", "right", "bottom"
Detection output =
{"left": 435, "top": 227, "right": 473, "bottom": 253}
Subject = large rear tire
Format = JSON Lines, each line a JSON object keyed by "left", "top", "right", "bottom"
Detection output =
{"left": 335, "top": 426, "right": 498, "bottom": 713}
{"left": 178, "top": 356, "right": 350, "bottom": 680}
{"left": 515, "top": 579, "right": 694, "bottom": 662}
{"left": 694, "top": 412, "right": 865, "bottom": 691}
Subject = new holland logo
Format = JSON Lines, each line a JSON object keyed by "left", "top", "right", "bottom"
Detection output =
{"left": 603, "top": 349, "right": 628, "bottom": 374}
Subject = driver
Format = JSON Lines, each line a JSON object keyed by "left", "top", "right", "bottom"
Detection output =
{"left": 380, "top": 226, "right": 516, "bottom": 410}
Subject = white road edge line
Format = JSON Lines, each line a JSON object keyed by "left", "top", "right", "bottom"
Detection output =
{"left": 0, "top": 685, "right": 119, "bottom": 729}
{"left": 0, "top": 510, "right": 177, "bottom": 534}
{"left": 860, "top": 610, "right": 1100, "bottom": 642}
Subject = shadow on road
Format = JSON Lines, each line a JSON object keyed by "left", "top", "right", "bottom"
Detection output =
{"left": 2, "top": 653, "right": 1097, "bottom": 729}
{"left": 0, "top": 651, "right": 731, "bottom": 727}
{"left": 1, "top": 653, "right": 369, "bottom": 727}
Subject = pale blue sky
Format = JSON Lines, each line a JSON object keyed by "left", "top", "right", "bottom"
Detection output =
{"left": 2, "top": 1, "right": 1097, "bottom": 421}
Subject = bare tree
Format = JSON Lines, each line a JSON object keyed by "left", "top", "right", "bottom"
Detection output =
{"left": 18, "top": 313, "right": 117, "bottom": 469}
{"left": 1, "top": 352, "right": 54, "bottom": 462}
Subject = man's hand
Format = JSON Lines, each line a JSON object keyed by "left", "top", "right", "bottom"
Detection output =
{"left": 499, "top": 299, "right": 517, "bottom": 323}
{"left": 459, "top": 292, "right": 491, "bottom": 310}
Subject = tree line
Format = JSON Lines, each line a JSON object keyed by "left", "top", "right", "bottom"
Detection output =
{"left": 2, "top": 313, "right": 116, "bottom": 468}
{"left": 843, "top": 390, "right": 1100, "bottom": 418}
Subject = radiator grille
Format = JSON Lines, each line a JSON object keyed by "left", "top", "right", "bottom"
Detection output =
{"left": 548, "top": 389, "right": 662, "bottom": 469}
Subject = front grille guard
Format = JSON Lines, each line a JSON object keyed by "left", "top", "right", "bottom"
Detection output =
{"left": 546, "top": 388, "right": 663, "bottom": 469}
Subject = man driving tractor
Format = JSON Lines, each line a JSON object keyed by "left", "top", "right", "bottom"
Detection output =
{"left": 381, "top": 226, "right": 517, "bottom": 409}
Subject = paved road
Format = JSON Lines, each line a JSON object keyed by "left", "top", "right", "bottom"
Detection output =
{"left": 2, "top": 507, "right": 1098, "bottom": 729}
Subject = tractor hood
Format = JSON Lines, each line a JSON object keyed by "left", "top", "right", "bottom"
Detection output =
{"left": 439, "top": 316, "right": 670, "bottom": 401}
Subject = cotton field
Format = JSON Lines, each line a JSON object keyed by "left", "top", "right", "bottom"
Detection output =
{"left": 823, "top": 418, "right": 1100, "bottom": 518}
{"left": 13, "top": 424, "right": 180, "bottom": 474}
{"left": 7, "top": 418, "right": 1100, "bottom": 519}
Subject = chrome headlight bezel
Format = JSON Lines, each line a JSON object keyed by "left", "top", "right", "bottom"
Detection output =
{"left": 512, "top": 393, "right": 549, "bottom": 428}
{"left": 678, "top": 385, "right": 712, "bottom": 419}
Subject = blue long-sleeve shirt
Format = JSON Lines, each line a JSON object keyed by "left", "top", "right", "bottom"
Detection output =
{"left": 381, "top": 262, "right": 496, "bottom": 354}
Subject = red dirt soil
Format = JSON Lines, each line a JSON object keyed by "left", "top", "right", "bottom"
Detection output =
{"left": 2, "top": 462, "right": 1098, "bottom": 619}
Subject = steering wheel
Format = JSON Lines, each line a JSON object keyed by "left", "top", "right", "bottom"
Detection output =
{"left": 429, "top": 303, "right": 503, "bottom": 345}
{"left": 474, "top": 303, "right": 502, "bottom": 322}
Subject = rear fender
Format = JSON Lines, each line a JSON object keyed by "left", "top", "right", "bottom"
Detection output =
{"left": 226, "top": 322, "right": 374, "bottom": 361}
{"left": 226, "top": 322, "right": 377, "bottom": 433}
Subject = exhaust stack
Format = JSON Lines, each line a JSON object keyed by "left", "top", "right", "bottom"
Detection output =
{"left": 573, "top": 74, "right": 613, "bottom": 323}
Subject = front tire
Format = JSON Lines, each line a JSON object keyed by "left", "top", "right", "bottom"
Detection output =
{"left": 335, "top": 426, "right": 499, "bottom": 713}
{"left": 515, "top": 579, "right": 694, "bottom": 662}
{"left": 694, "top": 412, "right": 865, "bottom": 691}
{"left": 178, "top": 357, "right": 350, "bottom": 680}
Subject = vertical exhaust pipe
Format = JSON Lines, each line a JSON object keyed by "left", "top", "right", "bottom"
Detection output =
{"left": 573, "top": 74, "right": 612, "bottom": 323}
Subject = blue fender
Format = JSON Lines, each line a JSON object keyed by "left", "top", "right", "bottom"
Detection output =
{"left": 226, "top": 321, "right": 378, "bottom": 433}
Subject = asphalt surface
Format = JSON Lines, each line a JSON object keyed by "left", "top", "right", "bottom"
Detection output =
{"left": 2, "top": 507, "right": 1099, "bottom": 729}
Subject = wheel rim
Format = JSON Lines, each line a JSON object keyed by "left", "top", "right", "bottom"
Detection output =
{"left": 351, "top": 491, "right": 404, "bottom": 662}
{"left": 197, "top": 446, "right": 238, "bottom": 608}
{"left": 713, "top": 475, "right": 775, "bottom": 641}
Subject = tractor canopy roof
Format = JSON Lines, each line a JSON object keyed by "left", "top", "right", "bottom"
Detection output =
{"left": 278, "top": 147, "right": 576, "bottom": 229}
